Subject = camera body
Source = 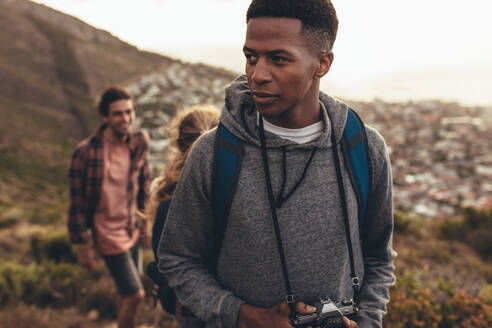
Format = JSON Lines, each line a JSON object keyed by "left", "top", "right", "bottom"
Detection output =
{"left": 291, "top": 298, "right": 358, "bottom": 328}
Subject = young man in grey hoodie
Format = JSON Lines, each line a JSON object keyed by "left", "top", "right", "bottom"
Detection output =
{"left": 157, "top": 1, "right": 395, "bottom": 327}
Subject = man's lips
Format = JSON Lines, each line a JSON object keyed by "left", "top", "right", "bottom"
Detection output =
{"left": 118, "top": 124, "right": 131, "bottom": 130}
{"left": 252, "top": 91, "right": 278, "bottom": 105}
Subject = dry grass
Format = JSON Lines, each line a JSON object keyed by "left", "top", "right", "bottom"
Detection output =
{"left": 0, "top": 302, "right": 176, "bottom": 328}
{"left": 394, "top": 218, "right": 492, "bottom": 297}
{"left": 0, "top": 253, "right": 177, "bottom": 328}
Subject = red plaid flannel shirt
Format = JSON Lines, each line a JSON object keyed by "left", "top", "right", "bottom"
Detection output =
{"left": 67, "top": 124, "right": 151, "bottom": 244}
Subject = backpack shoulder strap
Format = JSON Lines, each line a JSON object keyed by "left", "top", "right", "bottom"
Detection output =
{"left": 209, "top": 123, "right": 244, "bottom": 271}
{"left": 151, "top": 200, "right": 171, "bottom": 259}
{"left": 341, "top": 108, "right": 372, "bottom": 227}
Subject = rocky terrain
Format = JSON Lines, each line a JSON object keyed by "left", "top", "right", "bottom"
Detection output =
{"left": 351, "top": 99, "right": 492, "bottom": 218}
{"left": 127, "top": 61, "right": 236, "bottom": 172}
{"left": 127, "top": 64, "right": 492, "bottom": 219}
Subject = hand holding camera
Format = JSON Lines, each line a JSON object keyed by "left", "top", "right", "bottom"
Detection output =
{"left": 238, "top": 300, "right": 358, "bottom": 328}
{"left": 291, "top": 298, "right": 358, "bottom": 328}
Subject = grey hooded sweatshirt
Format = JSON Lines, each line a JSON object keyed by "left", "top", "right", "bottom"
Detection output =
{"left": 158, "top": 76, "right": 395, "bottom": 328}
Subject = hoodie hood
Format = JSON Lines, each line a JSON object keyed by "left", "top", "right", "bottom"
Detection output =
{"left": 219, "top": 75, "right": 349, "bottom": 150}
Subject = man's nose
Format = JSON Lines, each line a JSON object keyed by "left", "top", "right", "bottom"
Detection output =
{"left": 251, "top": 59, "right": 272, "bottom": 85}
{"left": 123, "top": 113, "right": 132, "bottom": 123}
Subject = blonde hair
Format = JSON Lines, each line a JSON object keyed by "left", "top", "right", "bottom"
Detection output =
{"left": 144, "top": 105, "right": 220, "bottom": 221}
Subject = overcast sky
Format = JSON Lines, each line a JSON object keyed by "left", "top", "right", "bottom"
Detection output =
{"left": 33, "top": 0, "right": 492, "bottom": 106}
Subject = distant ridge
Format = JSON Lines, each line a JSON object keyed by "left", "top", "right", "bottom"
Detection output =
{"left": 0, "top": 0, "right": 234, "bottom": 207}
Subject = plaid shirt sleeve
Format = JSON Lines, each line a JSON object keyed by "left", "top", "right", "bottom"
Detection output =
{"left": 137, "top": 132, "right": 151, "bottom": 211}
{"left": 67, "top": 146, "right": 91, "bottom": 244}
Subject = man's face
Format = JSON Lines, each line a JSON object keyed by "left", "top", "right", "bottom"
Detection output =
{"left": 243, "top": 17, "right": 331, "bottom": 128}
{"left": 103, "top": 99, "right": 135, "bottom": 137}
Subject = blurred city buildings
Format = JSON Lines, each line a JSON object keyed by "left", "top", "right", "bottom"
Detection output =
{"left": 128, "top": 67, "right": 492, "bottom": 219}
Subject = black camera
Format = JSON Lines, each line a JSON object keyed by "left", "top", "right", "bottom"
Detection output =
{"left": 291, "top": 298, "right": 358, "bottom": 328}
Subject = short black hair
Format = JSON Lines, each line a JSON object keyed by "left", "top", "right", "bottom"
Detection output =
{"left": 97, "top": 86, "right": 133, "bottom": 117}
{"left": 246, "top": 0, "right": 338, "bottom": 51}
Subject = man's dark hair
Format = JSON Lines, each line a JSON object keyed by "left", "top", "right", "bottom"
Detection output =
{"left": 246, "top": 0, "right": 338, "bottom": 51}
{"left": 97, "top": 86, "right": 133, "bottom": 117}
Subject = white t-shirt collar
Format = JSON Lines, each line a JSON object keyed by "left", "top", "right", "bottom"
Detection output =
{"left": 256, "top": 112, "right": 324, "bottom": 144}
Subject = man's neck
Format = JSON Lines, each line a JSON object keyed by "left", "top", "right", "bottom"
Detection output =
{"left": 103, "top": 126, "right": 128, "bottom": 145}
{"left": 264, "top": 102, "right": 321, "bottom": 129}
{"left": 263, "top": 85, "right": 322, "bottom": 128}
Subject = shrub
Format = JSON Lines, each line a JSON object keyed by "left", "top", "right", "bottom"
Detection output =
{"left": 481, "top": 284, "right": 492, "bottom": 303}
{"left": 437, "top": 279, "right": 454, "bottom": 298}
{"left": 0, "top": 261, "right": 86, "bottom": 308}
{"left": 385, "top": 288, "right": 442, "bottom": 327}
{"left": 438, "top": 218, "right": 462, "bottom": 240}
{"left": 385, "top": 273, "right": 492, "bottom": 327}
{"left": 0, "top": 207, "right": 23, "bottom": 229}
{"left": 31, "top": 262, "right": 82, "bottom": 307}
{"left": 394, "top": 212, "right": 412, "bottom": 234}
{"left": 30, "top": 208, "right": 64, "bottom": 224}
{"left": 426, "top": 247, "right": 453, "bottom": 264}
{"left": 440, "top": 291, "right": 492, "bottom": 328}
{"left": 0, "top": 263, "right": 28, "bottom": 306}
{"left": 0, "top": 217, "right": 17, "bottom": 229}
{"left": 30, "top": 231, "right": 76, "bottom": 264}
{"left": 438, "top": 207, "right": 492, "bottom": 260}
{"left": 467, "top": 229, "right": 492, "bottom": 259}
{"left": 463, "top": 207, "right": 492, "bottom": 230}
{"left": 395, "top": 272, "right": 420, "bottom": 298}
{"left": 80, "top": 289, "right": 116, "bottom": 319}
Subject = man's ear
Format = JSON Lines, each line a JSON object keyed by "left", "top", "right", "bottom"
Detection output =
{"left": 313, "top": 51, "right": 334, "bottom": 79}
{"left": 101, "top": 115, "right": 109, "bottom": 123}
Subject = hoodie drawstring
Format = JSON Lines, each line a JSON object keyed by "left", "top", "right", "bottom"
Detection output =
{"left": 276, "top": 146, "right": 317, "bottom": 208}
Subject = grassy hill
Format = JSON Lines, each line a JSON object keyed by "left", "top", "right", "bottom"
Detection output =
{"left": 0, "top": 0, "right": 170, "bottom": 213}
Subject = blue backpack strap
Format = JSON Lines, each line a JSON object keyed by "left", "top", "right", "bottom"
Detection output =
{"left": 146, "top": 199, "right": 176, "bottom": 314}
{"left": 151, "top": 200, "right": 171, "bottom": 259}
{"left": 341, "top": 109, "right": 372, "bottom": 228}
{"left": 209, "top": 123, "right": 244, "bottom": 272}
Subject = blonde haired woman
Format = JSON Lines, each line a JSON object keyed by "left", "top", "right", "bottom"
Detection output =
{"left": 145, "top": 105, "right": 219, "bottom": 328}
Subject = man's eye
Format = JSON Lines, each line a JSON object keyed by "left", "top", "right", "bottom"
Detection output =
{"left": 245, "top": 54, "right": 257, "bottom": 63}
{"left": 272, "top": 56, "right": 287, "bottom": 63}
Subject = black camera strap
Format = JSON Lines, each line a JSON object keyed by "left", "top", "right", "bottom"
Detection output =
{"left": 326, "top": 110, "right": 360, "bottom": 307}
{"left": 259, "top": 116, "right": 297, "bottom": 315}
{"left": 258, "top": 112, "right": 360, "bottom": 316}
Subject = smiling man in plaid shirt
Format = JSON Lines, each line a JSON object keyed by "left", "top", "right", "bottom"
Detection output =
{"left": 68, "top": 86, "right": 150, "bottom": 328}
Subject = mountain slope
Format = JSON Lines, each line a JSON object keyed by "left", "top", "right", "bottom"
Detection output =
{"left": 0, "top": 0, "right": 171, "bottom": 205}
{"left": 0, "top": 0, "right": 239, "bottom": 214}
